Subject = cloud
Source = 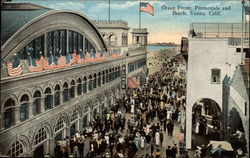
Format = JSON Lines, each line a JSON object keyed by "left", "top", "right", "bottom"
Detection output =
{"left": 48, "top": 2, "right": 85, "bottom": 11}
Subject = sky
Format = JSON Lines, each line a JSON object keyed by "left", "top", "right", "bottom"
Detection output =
{"left": 13, "top": 0, "right": 244, "bottom": 44}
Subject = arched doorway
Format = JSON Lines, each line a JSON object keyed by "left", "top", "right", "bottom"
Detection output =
{"left": 191, "top": 98, "right": 222, "bottom": 148}
{"left": 228, "top": 108, "right": 247, "bottom": 156}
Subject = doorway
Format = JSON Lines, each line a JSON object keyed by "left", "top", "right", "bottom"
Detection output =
{"left": 34, "top": 144, "right": 44, "bottom": 158}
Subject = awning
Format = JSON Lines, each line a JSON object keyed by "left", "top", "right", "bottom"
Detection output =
{"left": 128, "top": 79, "right": 136, "bottom": 88}
{"left": 208, "top": 141, "right": 234, "bottom": 151}
{"left": 131, "top": 78, "right": 139, "bottom": 86}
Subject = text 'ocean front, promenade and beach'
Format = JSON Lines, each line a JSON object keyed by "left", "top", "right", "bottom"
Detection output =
{"left": 161, "top": 4, "right": 231, "bottom": 16}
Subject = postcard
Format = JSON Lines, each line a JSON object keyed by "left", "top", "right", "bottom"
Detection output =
{"left": 1, "top": 0, "right": 249, "bottom": 157}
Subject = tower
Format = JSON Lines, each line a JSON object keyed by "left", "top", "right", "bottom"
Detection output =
{"left": 131, "top": 28, "right": 148, "bottom": 48}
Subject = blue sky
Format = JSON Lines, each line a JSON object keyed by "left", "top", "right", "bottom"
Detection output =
{"left": 14, "top": 0, "right": 243, "bottom": 44}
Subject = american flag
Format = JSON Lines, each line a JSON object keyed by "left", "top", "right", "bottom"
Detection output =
{"left": 55, "top": 55, "right": 66, "bottom": 68}
{"left": 27, "top": 55, "right": 43, "bottom": 72}
{"left": 77, "top": 51, "right": 85, "bottom": 64}
{"left": 43, "top": 54, "right": 56, "bottom": 70}
{"left": 71, "top": 52, "right": 78, "bottom": 64}
{"left": 131, "top": 78, "right": 139, "bottom": 86}
{"left": 112, "top": 49, "right": 117, "bottom": 58}
{"left": 65, "top": 53, "right": 73, "bottom": 66}
{"left": 128, "top": 79, "right": 137, "bottom": 88}
{"left": 85, "top": 51, "right": 91, "bottom": 62}
{"left": 7, "top": 56, "right": 22, "bottom": 77}
{"left": 140, "top": 2, "right": 154, "bottom": 16}
{"left": 95, "top": 51, "right": 100, "bottom": 61}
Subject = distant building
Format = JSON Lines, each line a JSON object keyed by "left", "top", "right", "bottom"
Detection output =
{"left": 0, "top": 2, "right": 147, "bottom": 157}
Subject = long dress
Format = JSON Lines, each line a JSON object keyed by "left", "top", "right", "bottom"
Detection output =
{"left": 177, "top": 112, "right": 182, "bottom": 122}
{"left": 167, "top": 110, "right": 171, "bottom": 120}
{"left": 145, "top": 124, "right": 151, "bottom": 135}
{"left": 155, "top": 132, "right": 160, "bottom": 146}
{"left": 195, "top": 122, "right": 200, "bottom": 134}
{"left": 131, "top": 104, "right": 135, "bottom": 114}
{"left": 140, "top": 136, "right": 145, "bottom": 149}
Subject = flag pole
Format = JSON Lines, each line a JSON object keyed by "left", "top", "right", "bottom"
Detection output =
{"left": 109, "top": 0, "right": 110, "bottom": 22}
{"left": 139, "top": 0, "right": 141, "bottom": 29}
{"left": 241, "top": 0, "right": 245, "bottom": 65}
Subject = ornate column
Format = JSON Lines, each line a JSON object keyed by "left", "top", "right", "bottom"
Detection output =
{"left": 40, "top": 97, "right": 45, "bottom": 113}
{"left": 74, "top": 86, "right": 78, "bottom": 98}
{"left": 60, "top": 90, "right": 64, "bottom": 105}
{"left": 65, "top": 126, "right": 70, "bottom": 137}
{"left": 27, "top": 101, "right": 33, "bottom": 119}
{"left": 13, "top": 106, "right": 20, "bottom": 125}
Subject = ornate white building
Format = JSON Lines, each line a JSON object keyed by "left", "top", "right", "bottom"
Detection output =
{"left": 0, "top": 2, "right": 147, "bottom": 157}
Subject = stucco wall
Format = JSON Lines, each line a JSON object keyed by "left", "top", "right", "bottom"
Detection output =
{"left": 185, "top": 38, "right": 242, "bottom": 149}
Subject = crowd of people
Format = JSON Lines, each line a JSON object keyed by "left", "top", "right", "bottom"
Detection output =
{"left": 53, "top": 56, "right": 188, "bottom": 158}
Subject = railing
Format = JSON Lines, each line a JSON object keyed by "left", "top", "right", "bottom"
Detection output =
{"left": 189, "top": 23, "right": 249, "bottom": 45}
{"left": 93, "top": 19, "right": 128, "bottom": 25}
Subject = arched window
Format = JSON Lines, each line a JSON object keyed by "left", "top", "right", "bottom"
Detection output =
{"left": 70, "top": 80, "right": 75, "bottom": 99}
{"left": 82, "top": 77, "right": 87, "bottom": 94}
{"left": 54, "top": 85, "right": 60, "bottom": 107}
{"left": 20, "top": 94, "right": 29, "bottom": 122}
{"left": 118, "top": 66, "right": 121, "bottom": 77}
{"left": 34, "top": 128, "right": 47, "bottom": 146}
{"left": 111, "top": 67, "right": 115, "bottom": 80}
{"left": 102, "top": 71, "right": 105, "bottom": 85}
{"left": 33, "top": 91, "right": 41, "bottom": 115}
{"left": 114, "top": 67, "right": 118, "bottom": 79}
{"left": 7, "top": 141, "right": 24, "bottom": 157}
{"left": 3, "top": 98, "right": 15, "bottom": 128}
{"left": 55, "top": 117, "right": 65, "bottom": 132}
{"left": 108, "top": 69, "right": 112, "bottom": 82}
{"left": 77, "top": 78, "right": 82, "bottom": 96}
{"left": 93, "top": 74, "right": 97, "bottom": 89}
{"left": 98, "top": 72, "right": 101, "bottom": 87}
{"left": 105, "top": 70, "right": 109, "bottom": 83}
{"left": 108, "top": 34, "right": 117, "bottom": 46}
{"left": 88, "top": 75, "right": 93, "bottom": 91}
{"left": 211, "top": 69, "right": 221, "bottom": 83}
{"left": 71, "top": 109, "right": 79, "bottom": 122}
{"left": 44, "top": 88, "right": 53, "bottom": 110}
{"left": 63, "top": 83, "right": 69, "bottom": 102}
{"left": 82, "top": 106, "right": 89, "bottom": 128}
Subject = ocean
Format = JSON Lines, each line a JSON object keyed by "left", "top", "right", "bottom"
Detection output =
{"left": 147, "top": 45, "right": 174, "bottom": 50}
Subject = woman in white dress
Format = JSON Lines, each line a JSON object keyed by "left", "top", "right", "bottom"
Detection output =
{"left": 177, "top": 111, "right": 182, "bottom": 123}
{"left": 131, "top": 104, "right": 135, "bottom": 114}
{"left": 155, "top": 131, "right": 160, "bottom": 146}
{"left": 167, "top": 110, "right": 172, "bottom": 120}
{"left": 140, "top": 135, "right": 145, "bottom": 149}
{"left": 195, "top": 121, "right": 200, "bottom": 134}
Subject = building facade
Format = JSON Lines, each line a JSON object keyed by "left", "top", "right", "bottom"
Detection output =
{"left": 0, "top": 3, "right": 147, "bottom": 157}
{"left": 185, "top": 22, "right": 249, "bottom": 156}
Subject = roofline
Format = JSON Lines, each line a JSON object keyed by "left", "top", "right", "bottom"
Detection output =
{"left": 1, "top": 9, "right": 107, "bottom": 51}
{"left": 2, "top": 2, "right": 52, "bottom": 10}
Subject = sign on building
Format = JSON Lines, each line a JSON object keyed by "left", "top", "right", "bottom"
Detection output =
{"left": 121, "top": 64, "right": 126, "bottom": 89}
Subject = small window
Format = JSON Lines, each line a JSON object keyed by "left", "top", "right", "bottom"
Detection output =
{"left": 136, "top": 36, "right": 140, "bottom": 43}
{"left": 211, "top": 69, "right": 220, "bottom": 83}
